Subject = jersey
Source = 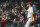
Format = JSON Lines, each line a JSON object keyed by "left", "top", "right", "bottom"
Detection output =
{"left": 27, "top": 7, "right": 33, "bottom": 18}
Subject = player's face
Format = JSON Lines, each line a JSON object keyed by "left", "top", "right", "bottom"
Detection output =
{"left": 27, "top": 4, "right": 29, "bottom": 7}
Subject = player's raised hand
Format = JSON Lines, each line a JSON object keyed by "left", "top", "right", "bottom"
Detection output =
{"left": 20, "top": 4, "right": 28, "bottom": 13}
{"left": 20, "top": 4, "right": 23, "bottom": 8}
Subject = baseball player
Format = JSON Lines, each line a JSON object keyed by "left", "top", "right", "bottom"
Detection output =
{"left": 21, "top": 2, "right": 34, "bottom": 27}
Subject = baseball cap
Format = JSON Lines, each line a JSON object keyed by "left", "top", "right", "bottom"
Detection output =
{"left": 26, "top": 2, "right": 32, "bottom": 5}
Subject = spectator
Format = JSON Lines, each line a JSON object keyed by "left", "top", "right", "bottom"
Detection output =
{"left": 13, "top": 19, "right": 17, "bottom": 27}
{"left": 3, "top": 1, "right": 9, "bottom": 8}
{"left": 11, "top": 13, "right": 15, "bottom": 20}
{"left": 0, "top": 3, "right": 2, "bottom": 8}
{"left": 17, "top": 14, "right": 20, "bottom": 22}
{"left": 34, "top": 16, "right": 37, "bottom": 25}
{"left": 1, "top": 18, "right": 6, "bottom": 27}
{"left": 6, "top": 16, "right": 12, "bottom": 27}
{"left": 0, "top": 8, "right": 3, "bottom": 14}
{"left": 32, "top": 3, "right": 36, "bottom": 10}
{"left": 17, "top": 16, "right": 23, "bottom": 27}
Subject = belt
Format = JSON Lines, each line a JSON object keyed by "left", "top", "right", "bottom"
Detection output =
{"left": 28, "top": 17, "right": 31, "bottom": 18}
{"left": 28, "top": 17, "right": 31, "bottom": 19}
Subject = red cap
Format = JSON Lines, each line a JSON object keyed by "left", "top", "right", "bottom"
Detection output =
{"left": 26, "top": 2, "right": 32, "bottom": 5}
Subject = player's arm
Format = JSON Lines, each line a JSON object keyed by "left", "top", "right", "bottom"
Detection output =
{"left": 22, "top": 7, "right": 28, "bottom": 13}
{"left": 31, "top": 13, "right": 33, "bottom": 22}
{"left": 21, "top": 4, "right": 28, "bottom": 13}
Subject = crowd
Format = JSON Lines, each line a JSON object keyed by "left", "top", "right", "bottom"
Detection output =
{"left": 0, "top": 1, "right": 40, "bottom": 27}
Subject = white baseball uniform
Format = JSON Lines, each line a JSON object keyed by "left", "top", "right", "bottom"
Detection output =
{"left": 25, "top": 7, "right": 34, "bottom": 27}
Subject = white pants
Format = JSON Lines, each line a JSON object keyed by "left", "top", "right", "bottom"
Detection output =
{"left": 25, "top": 18, "right": 34, "bottom": 27}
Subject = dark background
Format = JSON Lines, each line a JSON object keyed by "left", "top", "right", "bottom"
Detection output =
{"left": 0, "top": 0, "right": 39, "bottom": 2}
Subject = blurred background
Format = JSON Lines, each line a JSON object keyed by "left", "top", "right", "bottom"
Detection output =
{"left": 0, "top": 0, "right": 40, "bottom": 27}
